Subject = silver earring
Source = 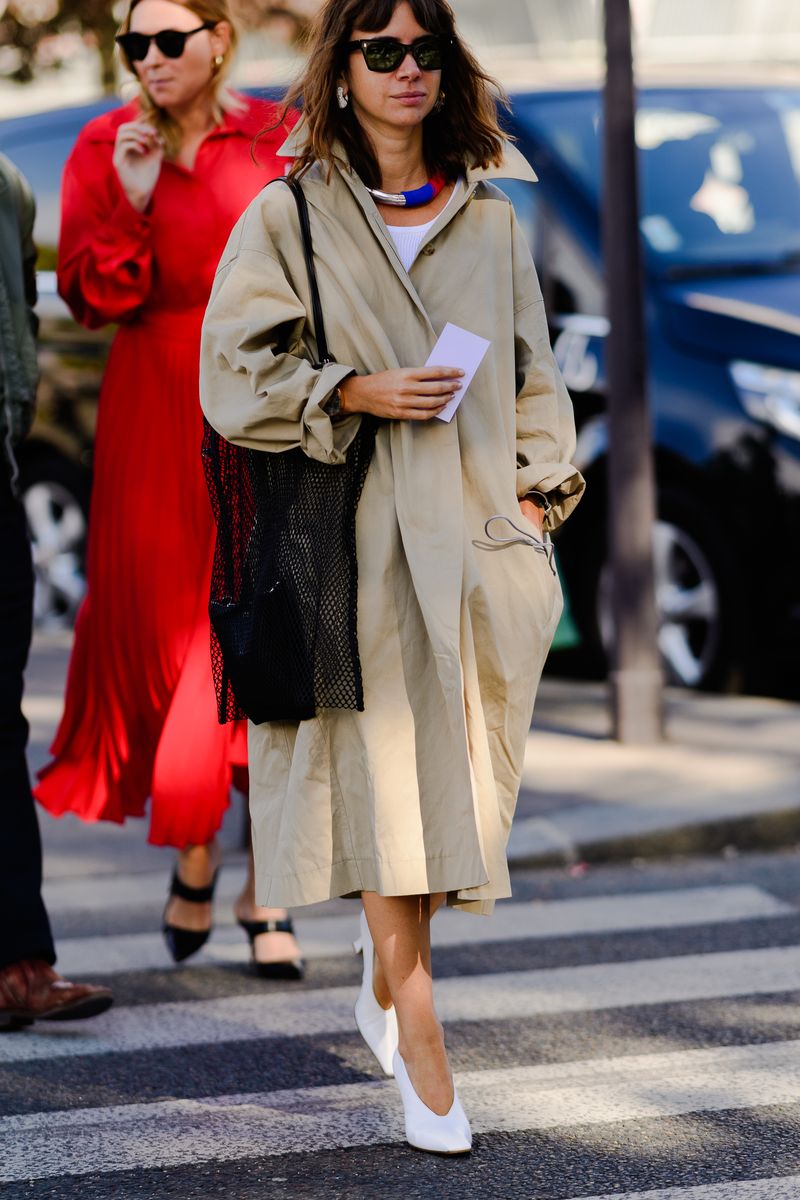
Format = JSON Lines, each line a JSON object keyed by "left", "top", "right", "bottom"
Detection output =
{"left": 337, "top": 86, "right": 349, "bottom": 110}
{"left": 435, "top": 89, "right": 446, "bottom": 112}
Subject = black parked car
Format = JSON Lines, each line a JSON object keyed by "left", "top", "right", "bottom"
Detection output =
{"left": 3, "top": 84, "right": 800, "bottom": 693}
{"left": 0, "top": 100, "right": 119, "bottom": 627}
{"left": 501, "top": 83, "right": 800, "bottom": 693}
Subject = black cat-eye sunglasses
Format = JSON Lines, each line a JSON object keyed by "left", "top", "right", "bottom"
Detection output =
{"left": 347, "top": 35, "right": 452, "bottom": 73}
{"left": 116, "top": 21, "right": 215, "bottom": 63}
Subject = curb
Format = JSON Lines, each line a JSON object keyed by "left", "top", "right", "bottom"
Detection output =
{"left": 507, "top": 805, "right": 800, "bottom": 869}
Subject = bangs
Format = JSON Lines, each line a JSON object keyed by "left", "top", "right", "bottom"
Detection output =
{"left": 278, "top": 0, "right": 507, "bottom": 188}
{"left": 347, "top": 0, "right": 454, "bottom": 36}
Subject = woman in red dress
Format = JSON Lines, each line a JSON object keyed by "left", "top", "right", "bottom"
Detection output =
{"left": 36, "top": 0, "right": 303, "bottom": 976}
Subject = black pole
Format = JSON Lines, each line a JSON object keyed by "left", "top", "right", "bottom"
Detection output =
{"left": 602, "top": 0, "right": 664, "bottom": 743}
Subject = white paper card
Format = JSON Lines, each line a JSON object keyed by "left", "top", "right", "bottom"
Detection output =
{"left": 425, "top": 323, "right": 491, "bottom": 423}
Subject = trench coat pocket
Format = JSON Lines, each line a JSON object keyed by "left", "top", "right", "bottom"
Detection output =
{"left": 472, "top": 514, "right": 562, "bottom": 636}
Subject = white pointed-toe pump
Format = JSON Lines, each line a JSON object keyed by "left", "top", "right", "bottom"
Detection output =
{"left": 353, "top": 909, "right": 399, "bottom": 1076}
{"left": 393, "top": 1049, "right": 472, "bottom": 1155}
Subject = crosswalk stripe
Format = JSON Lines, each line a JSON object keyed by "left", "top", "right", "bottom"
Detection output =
{"left": 44, "top": 864, "right": 791, "bottom": 924}
{"left": 42, "top": 863, "right": 255, "bottom": 913}
{"left": 3, "top": 1040, "right": 800, "bottom": 1181}
{"left": 2, "top": 943, "right": 800, "bottom": 1065}
{"left": 583, "top": 1179, "right": 800, "bottom": 1200}
{"left": 50, "top": 884, "right": 793, "bottom": 977}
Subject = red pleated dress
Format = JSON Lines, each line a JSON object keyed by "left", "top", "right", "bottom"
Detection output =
{"left": 35, "top": 96, "right": 292, "bottom": 848}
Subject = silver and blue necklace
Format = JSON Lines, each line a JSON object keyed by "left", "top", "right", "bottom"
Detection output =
{"left": 366, "top": 172, "right": 447, "bottom": 207}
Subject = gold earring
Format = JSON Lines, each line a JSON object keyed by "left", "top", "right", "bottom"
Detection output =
{"left": 213, "top": 54, "right": 224, "bottom": 70}
{"left": 435, "top": 89, "right": 446, "bottom": 112}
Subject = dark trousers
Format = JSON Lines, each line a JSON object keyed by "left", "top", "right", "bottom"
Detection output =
{"left": 0, "top": 460, "right": 55, "bottom": 970}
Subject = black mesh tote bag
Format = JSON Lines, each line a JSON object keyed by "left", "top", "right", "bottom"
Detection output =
{"left": 202, "top": 177, "right": 376, "bottom": 725}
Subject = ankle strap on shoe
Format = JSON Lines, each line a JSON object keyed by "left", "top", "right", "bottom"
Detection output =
{"left": 239, "top": 917, "right": 295, "bottom": 936}
{"left": 169, "top": 870, "right": 218, "bottom": 904}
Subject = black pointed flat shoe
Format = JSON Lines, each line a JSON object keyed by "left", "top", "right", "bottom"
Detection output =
{"left": 162, "top": 868, "right": 219, "bottom": 964}
{"left": 237, "top": 916, "right": 305, "bottom": 980}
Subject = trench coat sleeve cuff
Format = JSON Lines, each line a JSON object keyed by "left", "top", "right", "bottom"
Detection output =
{"left": 516, "top": 465, "right": 586, "bottom": 531}
{"left": 301, "top": 362, "right": 362, "bottom": 464}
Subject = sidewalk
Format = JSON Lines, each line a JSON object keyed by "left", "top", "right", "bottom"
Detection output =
{"left": 25, "top": 633, "right": 800, "bottom": 873}
{"left": 512, "top": 679, "right": 800, "bottom": 867}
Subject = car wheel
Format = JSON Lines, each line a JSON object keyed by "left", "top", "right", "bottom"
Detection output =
{"left": 19, "top": 451, "right": 90, "bottom": 629}
{"left": 574, "top": 491, "right": 742, "bottom": 691}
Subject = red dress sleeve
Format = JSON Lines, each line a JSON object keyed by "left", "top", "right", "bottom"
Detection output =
{"left": 57, "top": 124, "right": 154, "bottom": 330}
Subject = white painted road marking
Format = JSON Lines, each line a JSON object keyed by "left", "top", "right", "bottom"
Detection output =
{"left": 3, "top": 944, "right": 800, "bottom": 1064}
{"left": 3, "top": 1041, "right": 800, "bottom": 1181}
{"left": 50, "top": 884, "right": 793, "bottom": 977}
{"left": 584, "top": 1178, "right": 800, "bottom": 1200}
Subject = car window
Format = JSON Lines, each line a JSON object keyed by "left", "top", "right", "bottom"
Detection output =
{"left": 0, "top": 102, "right": 120, "bottom": 267}
{"left": 2, "top": 137, "right": 73, "bottom": 264}
{"left": 515, "top": 89, "right": 800, "bottom": 272}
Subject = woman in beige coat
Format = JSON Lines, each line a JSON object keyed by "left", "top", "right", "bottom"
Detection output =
{"left": 201, "top": 0, "right": 584, "bottom": 1154}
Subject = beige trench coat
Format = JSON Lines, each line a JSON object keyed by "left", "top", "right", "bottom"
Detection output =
{"left": 200, "top": 134, "right": 585, "bottom": 915}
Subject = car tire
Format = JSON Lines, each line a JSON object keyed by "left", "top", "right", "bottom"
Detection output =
{"left": 17, "top": 448, "right": 90, "bottom": 629}
{"left": 566, "top": 488, "right": 745, "bottom": 692}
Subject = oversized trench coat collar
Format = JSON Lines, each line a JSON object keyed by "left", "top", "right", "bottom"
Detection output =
{"left": 276, "top": 128, "right": 537, "bottom": 332}
{"left": 276, "top": 125, "right": 538, "bottom": 184}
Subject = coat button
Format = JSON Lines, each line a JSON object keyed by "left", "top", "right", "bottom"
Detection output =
{"left": 421, "top": 244, "right": 436, "bottom": 256}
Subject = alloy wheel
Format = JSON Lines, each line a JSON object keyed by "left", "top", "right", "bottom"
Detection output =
{"left": 598, "top": 519, "right": 721, "bottom": 688}
{"left": 23, "top": 480, "right": 87, "bottom": 628}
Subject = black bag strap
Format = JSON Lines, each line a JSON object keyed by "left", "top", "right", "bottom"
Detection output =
{"left": 285, "top": 176, "right": 335, "bottom": 368}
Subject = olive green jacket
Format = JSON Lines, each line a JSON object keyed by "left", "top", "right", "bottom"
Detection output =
{"left": 0, "top": 153, "right": 38, "bottom": 462}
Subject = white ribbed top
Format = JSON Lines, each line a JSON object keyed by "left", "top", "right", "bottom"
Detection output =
{"left": 385, "top": 217, "right": 438, "bottom": 272}
{"left": 385, "top": 180, "right": 462, "bottom": 272}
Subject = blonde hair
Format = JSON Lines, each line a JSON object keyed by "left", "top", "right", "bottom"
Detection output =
{"left": 119, "top": 0, "right": 243, "bottom": 157}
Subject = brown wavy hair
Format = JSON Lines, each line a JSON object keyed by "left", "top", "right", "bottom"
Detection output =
{"left": 118, "top": 0, "right": 242, "bottom": 158}
{"left": 280, "top": 0, "right": 510, "bottom": 186}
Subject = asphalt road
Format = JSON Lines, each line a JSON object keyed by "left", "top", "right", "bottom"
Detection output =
{"left": 4, "top": 832, "right": 800, "bottom": 1199}
{"left": 6, "top": 633, "right": 800, "bottom": 1198}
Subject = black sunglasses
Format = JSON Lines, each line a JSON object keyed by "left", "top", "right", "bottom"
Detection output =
{"left": 116, "top": 21, "right": 215, "bottom": 63}
{"left": 347, "top": 35, "right": 452, "bottom": 73}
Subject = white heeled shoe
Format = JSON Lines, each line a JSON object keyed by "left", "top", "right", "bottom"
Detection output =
{"left": 353, "top": 909, "right": 398, "bottom": 1076}
{"left": 393, "top": 1049, "right": 472, "bottom": 1155}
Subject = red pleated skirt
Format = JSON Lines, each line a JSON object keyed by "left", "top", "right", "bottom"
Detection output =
{"left": 35, "top": 309, "right": 247, "bottom": 848}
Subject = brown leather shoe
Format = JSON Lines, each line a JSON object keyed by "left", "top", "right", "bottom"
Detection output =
{"left": 0, "top": 960, "right": 113, "bottom": 1030}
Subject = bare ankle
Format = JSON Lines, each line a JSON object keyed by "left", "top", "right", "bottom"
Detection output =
{"left": 398, "top": 1019, "right": 445, "bottom": 1062}
{"left": 371, "top": 960, "right": 393, "bottom": 1010}
{"left": 176, "top": 843, "right": 219, "bottom": 886}
{"left": 234, "top": 887, "right": 257, "bottom": 915}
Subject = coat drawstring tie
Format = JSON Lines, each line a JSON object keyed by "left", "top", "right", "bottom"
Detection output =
{"left": 472, "top": 514, "right": 557, "bottom": 576}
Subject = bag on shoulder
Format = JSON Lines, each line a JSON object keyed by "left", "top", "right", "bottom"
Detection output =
{"left": 202, "top": 177, "right": 376, "bottom": 725}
